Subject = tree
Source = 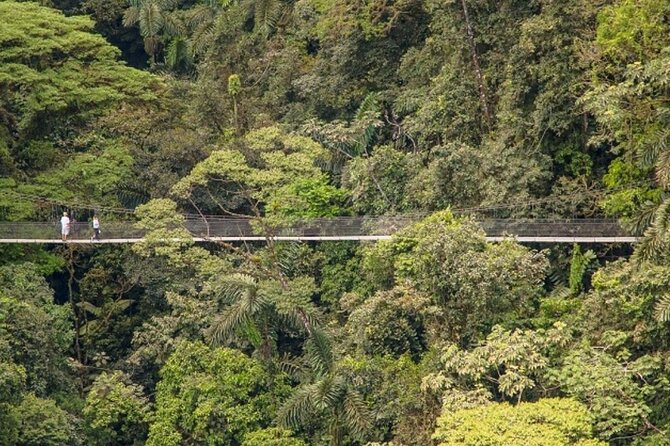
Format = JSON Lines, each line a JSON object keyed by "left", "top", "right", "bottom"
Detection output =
{"left": 580, "top": 0, "right": 670, "bottom": 257}
{"left": 0, "top": 1, "right": 160, "bottom": 220}
{"left": 549, "top": 347, "right": 667, "bottom": 442}
{"left": 122, "top": 0, "right": 181, "bottom": 64}
{"left": 363, "top": 211, "right": 548, "bottom": 344}
{"left": 341, "top": 285, "right": 439, "bottom": 359}
{"left": 0, "top": 264, "right": 73, "bottom": 396}
{"left": 242, "top": 427, "right": 307, "bottom": 446}
{"left": 171, "top": 125, "right": 347, "bottom": 222}
{"left": 429, "top": 323, "right": 571, "bottom": 407}
{"left": 84, "top": 371, "right": 151, "bottom": 446}
{"left": 433, "top": 398, "right": 606, "bottom": 446}
{"left": 206, "top": 273, "right": 321, "bottom": 361}
{"left": 14, "top": 394, "right": 80, "bottom": 446}
{"left": 0, "top": 2, "right": 158, "bottom": 141}
{"left": 147, "top": 340, "right": 287, "bottom": 446}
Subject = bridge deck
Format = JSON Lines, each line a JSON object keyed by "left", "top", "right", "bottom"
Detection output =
{"left": 0, "top": 218, "right": 637, "bottom": 244}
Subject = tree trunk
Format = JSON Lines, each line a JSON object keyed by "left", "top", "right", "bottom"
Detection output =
{"left": 65, "top": 246, "right": 84, "bottom": 395}
{"left": 460, "top": 0, "right": 492, "bottom": 128}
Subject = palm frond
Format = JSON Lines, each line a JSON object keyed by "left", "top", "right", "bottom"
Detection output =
{"left": 343, "top": 389, "right": 372, "bottom": 440}
{"left": 157, "top": 0, "right": 179, "bottom": 9}
{"left": 207, "top": 301, "right": 252, "bottom": 345}
{"left": 305, "top": 327, "right": 333, "bottom": 377}
{"left": 254, "top": 0, "right": 283, "bottom": 35}
{"left": 123, "top": 6, "right": 141, "bottom": 27}
{"left": 276, "top": 299, "right": 321, "bottom": 335}
{"left": 166, "top": 36, "right": 191, "bottom": 69}
{"left": 656, "top": 139, "right": 670, "bottom": 189}
{"left": 550, "top": 286, "right": 572, "bottom": 300}
{"left": 217, "top": 273, "right": 258, "bottom": 302}
{"left": 187, "top": 4, "right": 216, "bottom": 29}
{"left": 634, "top": 197, "right": 670, "bottom": 262}
{"left": 139, "top": 2, "right": 164, "bottom": 37}
{"left": 278, "top": 352, "right": 308, "bottom": 380}
{"left": 277, "top": 382, "right": 319, "bottom": 428}
{"left": 206, "top": 279, "right": 268, "bottom": 345}
{"left": 274, "top": 242, "right": 305, "bottom": 275}
{"left": 162, "top": 12, "right": 185, "bottom": 37}
{"left": 627, "top": 201, "right": 659, "bottom": 236}
{"left": 189, "top": 22, "right": 218, "bottom": 56}
{"left": 355, "top": 93, "right": 379, "bottom": 121}
{"left": 654, "top": 294, "right": 670, "bottom": 322}
{"left": 312, "top": 374, "right": 345, "bottom": 411}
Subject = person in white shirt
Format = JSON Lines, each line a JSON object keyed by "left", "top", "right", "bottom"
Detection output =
{"left": 91, "top": 215, "right": 100, "bottom": 241}
{"left": 60, "top": 212, "right": 70, "bottom": 241}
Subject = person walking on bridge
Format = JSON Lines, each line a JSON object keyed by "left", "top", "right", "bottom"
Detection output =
{"left": 60, "top": 212, "right": 70, "bottom": 241}
{"left": 91, "top": 215, "right": 101, "bottom": 241}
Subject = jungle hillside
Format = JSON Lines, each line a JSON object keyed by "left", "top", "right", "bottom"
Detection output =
{"left": 1, "top": 0, "right": 670, "bottom": 445}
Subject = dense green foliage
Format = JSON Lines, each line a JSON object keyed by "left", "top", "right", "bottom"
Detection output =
{"left": 433, "top": 398, "right": 606, "bottom": 446}
{"left": 3, "top": 0, "right": 670, "bottom": 445}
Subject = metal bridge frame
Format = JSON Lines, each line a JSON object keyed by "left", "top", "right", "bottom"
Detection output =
{"left": 0, "top": 236, "right": 640, "bottom": 244}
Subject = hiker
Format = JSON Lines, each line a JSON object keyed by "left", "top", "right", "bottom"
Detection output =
{"left": 91, "top": 215, "right": 101, "bottom": 241}
{"left": 60, "top": 212, "right": 70, "bottom": 241}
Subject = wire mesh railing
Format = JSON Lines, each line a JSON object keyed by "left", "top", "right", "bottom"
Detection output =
{"left": 0, "top": 217, "right": 633, "bottom": 241}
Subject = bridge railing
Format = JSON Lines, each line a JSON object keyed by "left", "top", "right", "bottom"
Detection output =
{"left": 0, "top": 217, "right": 631, "bottom": 240}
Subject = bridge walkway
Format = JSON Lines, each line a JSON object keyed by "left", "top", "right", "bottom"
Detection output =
{"left": 0, "top": 218, "right": 638, "bottom": 244}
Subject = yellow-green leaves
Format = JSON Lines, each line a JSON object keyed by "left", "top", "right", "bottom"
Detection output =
{"left": 171, "top": 126, "right": 342, "bottom": 221}
{"left": 0, "top": 1, "right": 159, "bottom": 137}
{"left": 433, "top": 398, "right": 606, "bottom": 446}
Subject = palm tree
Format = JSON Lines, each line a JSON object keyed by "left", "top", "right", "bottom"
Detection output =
{"left": 205, "top": 272, "right": 321, "bottom": 360}
{"left": 277, "top": 329, "right": 372, "bottom": 446}
{"left": 205, "top": 272, "right": 371, "bottom": 445}
{"left": 248, "top": 0, "right": 295, "bottom": 36}
{"left": 123, "top": 0, "right": 182, "bottom": 64}
{"left": 631, "top": 126, "right": 670, "bottom": 263}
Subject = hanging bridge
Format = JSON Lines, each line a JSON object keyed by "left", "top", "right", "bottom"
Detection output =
{"left": 0, "top": 217, "right": 638, "bottom": 244}
{"left": 0, "top": 188, "right": 642, "bottom": 244}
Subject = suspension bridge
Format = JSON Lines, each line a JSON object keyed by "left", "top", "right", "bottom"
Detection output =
{"left": 0, "top": 217, "right": 638, "bottom": 244}
{"left": 0, "top": 190, "right": 640, "bottom": 244}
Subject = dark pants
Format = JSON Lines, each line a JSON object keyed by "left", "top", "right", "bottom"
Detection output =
{"left": 92, "top": 228, "right": 100, "bottom": 240}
